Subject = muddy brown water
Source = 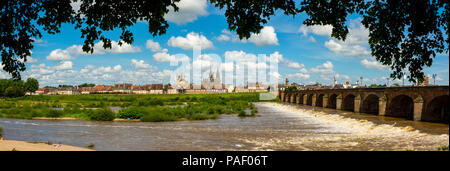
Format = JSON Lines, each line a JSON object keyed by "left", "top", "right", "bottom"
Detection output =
{"left": 0, "top": 102, "right": 448, "bottom": 151}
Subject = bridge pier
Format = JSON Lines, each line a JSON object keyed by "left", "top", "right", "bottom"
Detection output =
{"left": 323, "top": 95, "right": 328, "bottom": 108}
{"left": 354, "top": 94, "right": 361, "bottom": 113}
{"left": 413, "top": 96, "right": 424, "bottom": 121}
{"left": 303, "top": 95, "right": 308, "bottom": 105}
{"left": 378, "top": 95, "right": 387, "bottom": 116}
{"left": 296, "top": 95, "right": 301, "bottom": 104}
{"left": 311, "top": 94, "right": 317, "bottom": 107}
{"left": 336, "top": 94, "right": 343, "bottom": 110}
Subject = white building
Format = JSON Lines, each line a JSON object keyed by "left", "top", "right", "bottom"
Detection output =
{"left": 202, "top": 66, "right": 222, "bottom": 89}
{"left": 174, "top": 68, "right": 190, "bottom": 90}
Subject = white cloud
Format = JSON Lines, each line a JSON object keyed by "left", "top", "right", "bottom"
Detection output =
{"left": 18, "top": 56, "right": 38, "bottom": 63}
{"left": 113, "top": 65, "right": 122, "bottom": 71}
{"left": 153, "top": 52, "right": 174, "bottom": 62}
{"left": 216, "top": 29, "right": 248, "bottom": 43}
{"left": 18, "top": 62, "right": 174, "bottom": 86}
{"left": 361, "top": 59, "right": 388, "bottom": 71}
{"left": 131, "top": 59, "right": 156, "bottom": 70}
{"left": 168, "top": 32, "right": 214, "bottom": 50}
{"left": 26, "top": 56, "right": 39, "bottom": 63}
{"left": 288, "top": 72, "right": 310, "bottom": 80}
{"left": 91, "top": 65, "right": 123, "bottom": 75}
{"left": 65, "top": 41, "right": 141, "bottom": 55}
{"left": 223, "top": 51, "right": 282, "bottom": 71}
{"left": 54, "top": 61, "right": 73, "bottom": 70}
{"left": 324, "top": 39, "right": 370, "bottom": 57}
{"left": 152, "top": 69, "right": 173, "bottom": 79}
{"left": 310, "top": 61, "right": 334, "bottom": 74}
{"left": 248, "top": 26, "right": 279, "bottom": 46}
{"left": 165, "top": 0, "right": 209, "bottom": 25}
{"left": 224, "top": 50, "right": 257, "bottom": 63}
{"left": 216, "top": 34, "right": 231, "bottom": 42}
{"left": 153, "top": 51, "right": 190, "bottom": 63}
{"left": 268, "top": 71, "right": 282, "bottom": 80}
{"left": 46, "top": 49, "right": 73, "bottom": 61}
{"left": 217, "top": 26, "right": 278, "bottom": 46}
{"left": 298, "top": 24, "right": 333, "bottom": 37}
{"left": 104, "top": 41, "right": 142, "bottom": 54}
{"left": 30, "top": 63, "right": 54, "bottom": 75}
{"left": 299, "top": 19, "right": 371, "bottom": 57}
{"left": 146, "top": 39, "right": 163, "bottom": 52}
{"left": 265, "top": 51, "right": 284, "bottom": 64}
{"left": 287, "top": 62, "right": 302, "bottom": 69}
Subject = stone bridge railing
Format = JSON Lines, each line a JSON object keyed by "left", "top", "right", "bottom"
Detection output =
{"left": 279, "top": 86, "right": 449, "bottom": 124}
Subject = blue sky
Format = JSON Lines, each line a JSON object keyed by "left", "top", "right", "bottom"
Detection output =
{"left": 1, "top": 0, "right": 448, "bottom": 87}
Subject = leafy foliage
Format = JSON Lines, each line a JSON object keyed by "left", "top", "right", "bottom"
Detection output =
{"left": 117, "top": 107, "right": 145, "bottom": 119}
{"left": 24, "top": 78, "right": 39, "bottom": 93}
{"left": 300, "top": 0, "right": 448, "bottom": 83}
{"left": 0, "top": 79, "right": 26, "bottom": 97}
{"left": 285, "top": 86, "right": 298, "bottom": 92}
{"left": 78, "top": 83, "right": 95, "bottom": 87}
{"left": 210, "top": 0, "right": 298, "bottom": 39}
{"left": 1, "top": 93, "right": 264, "bottom": 122}
{"left": 87, "top": 108, "right": 115, "bottom": 121}
{"left": 0, "top": 0, "right": 179, "bottom": 79}
{"left": 46, "top": 109, "right": 64, "bottom": 118}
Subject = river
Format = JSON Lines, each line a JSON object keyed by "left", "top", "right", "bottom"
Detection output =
{"left": 0, "top": 102, "right": 448, "bottom": 151}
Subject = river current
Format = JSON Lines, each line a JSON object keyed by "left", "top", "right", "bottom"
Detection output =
{"left": 0, "top": 102, "right": 448, "bottom": 151}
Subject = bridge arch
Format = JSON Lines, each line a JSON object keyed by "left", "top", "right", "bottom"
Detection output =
{"left": 306, "top": 94, "right": 313, "bottom": 105}
{"left": 285, "top": 94, "right": 291, "bottom": 102}
{"left": 389, "top": 95, "right": 414, "bottom": 120}
{"left": 316, "top": 94, "right": 324, "bottom": 107}
{"left": 424, "top": 95, "right": 449, "bottom": 124}
{"left": 298, "top": 94, "right": 305, "bottom": 104}
{"left": 290, "top": 94, "right": 296, "bottom": 103}
{"left": 327, "top": 94, "right": 338, "bottom": 109}
{"left": 343, "top": 94, "right": 356, "bottom": 111}
{"left": 361, "top": 94, "right": 379, "bottom": 115}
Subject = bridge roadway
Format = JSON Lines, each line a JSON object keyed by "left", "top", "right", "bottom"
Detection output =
{"left": 279, "top": 86, "right": 449, "bottom": 124}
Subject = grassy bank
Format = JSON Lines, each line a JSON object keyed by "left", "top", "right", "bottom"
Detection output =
{"left": 0, "top": 93, "right": 276, "bottom": 122}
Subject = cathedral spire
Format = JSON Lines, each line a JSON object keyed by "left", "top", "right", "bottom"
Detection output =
{"left": 182, "top": 67, "right": 185, "bottom": 80}
{"left": 209, "top": 64, "right": 214, "bottom": 81}
{"left": 216, "top": 67, "right": 221, "bottom": 82}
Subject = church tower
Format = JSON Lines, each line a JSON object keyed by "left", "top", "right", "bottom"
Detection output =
{"left": 216, "top": 67, "right": 221, "bottom": 83}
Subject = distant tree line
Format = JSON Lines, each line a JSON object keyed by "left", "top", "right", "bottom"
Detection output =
{"left": 43, "top": 83, "right": 95, "bottom": 89}
{"left": 78, "top": 83, "right": 96, "bottom": 87}
{"left": 0, "top": 78, "right": 39, "bottom": 97}
{"left": 285, "top": 86, "right": 298, "bottom": 92}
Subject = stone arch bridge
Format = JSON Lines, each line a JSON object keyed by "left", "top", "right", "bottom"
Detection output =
{"left": 279, "top": 86, "right": 449, "bottom": 124}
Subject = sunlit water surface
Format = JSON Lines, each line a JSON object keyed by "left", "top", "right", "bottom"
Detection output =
{"left": 0, "top": 102, "right": 448, "bottom": 151}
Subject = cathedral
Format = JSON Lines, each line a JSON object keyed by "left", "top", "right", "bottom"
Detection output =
{"left": 202, "top": 66, "right": 222, "bottom": 89}
{"left": 174, "top": 68, "right": 190, "bottom": 90}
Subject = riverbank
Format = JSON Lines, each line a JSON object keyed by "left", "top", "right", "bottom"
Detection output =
{"left": 0, "top": 93, "right": 264, "bottom": 122}
{"left": 0, "top": 139, "right": 94, "bottom": 151}
{"left": 32, "top": 117, "right": 140, "bottom": 122}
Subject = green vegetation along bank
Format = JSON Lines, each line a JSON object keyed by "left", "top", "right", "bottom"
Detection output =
{"left": 0, "top": 93, "right": 276, "bottom": 122}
